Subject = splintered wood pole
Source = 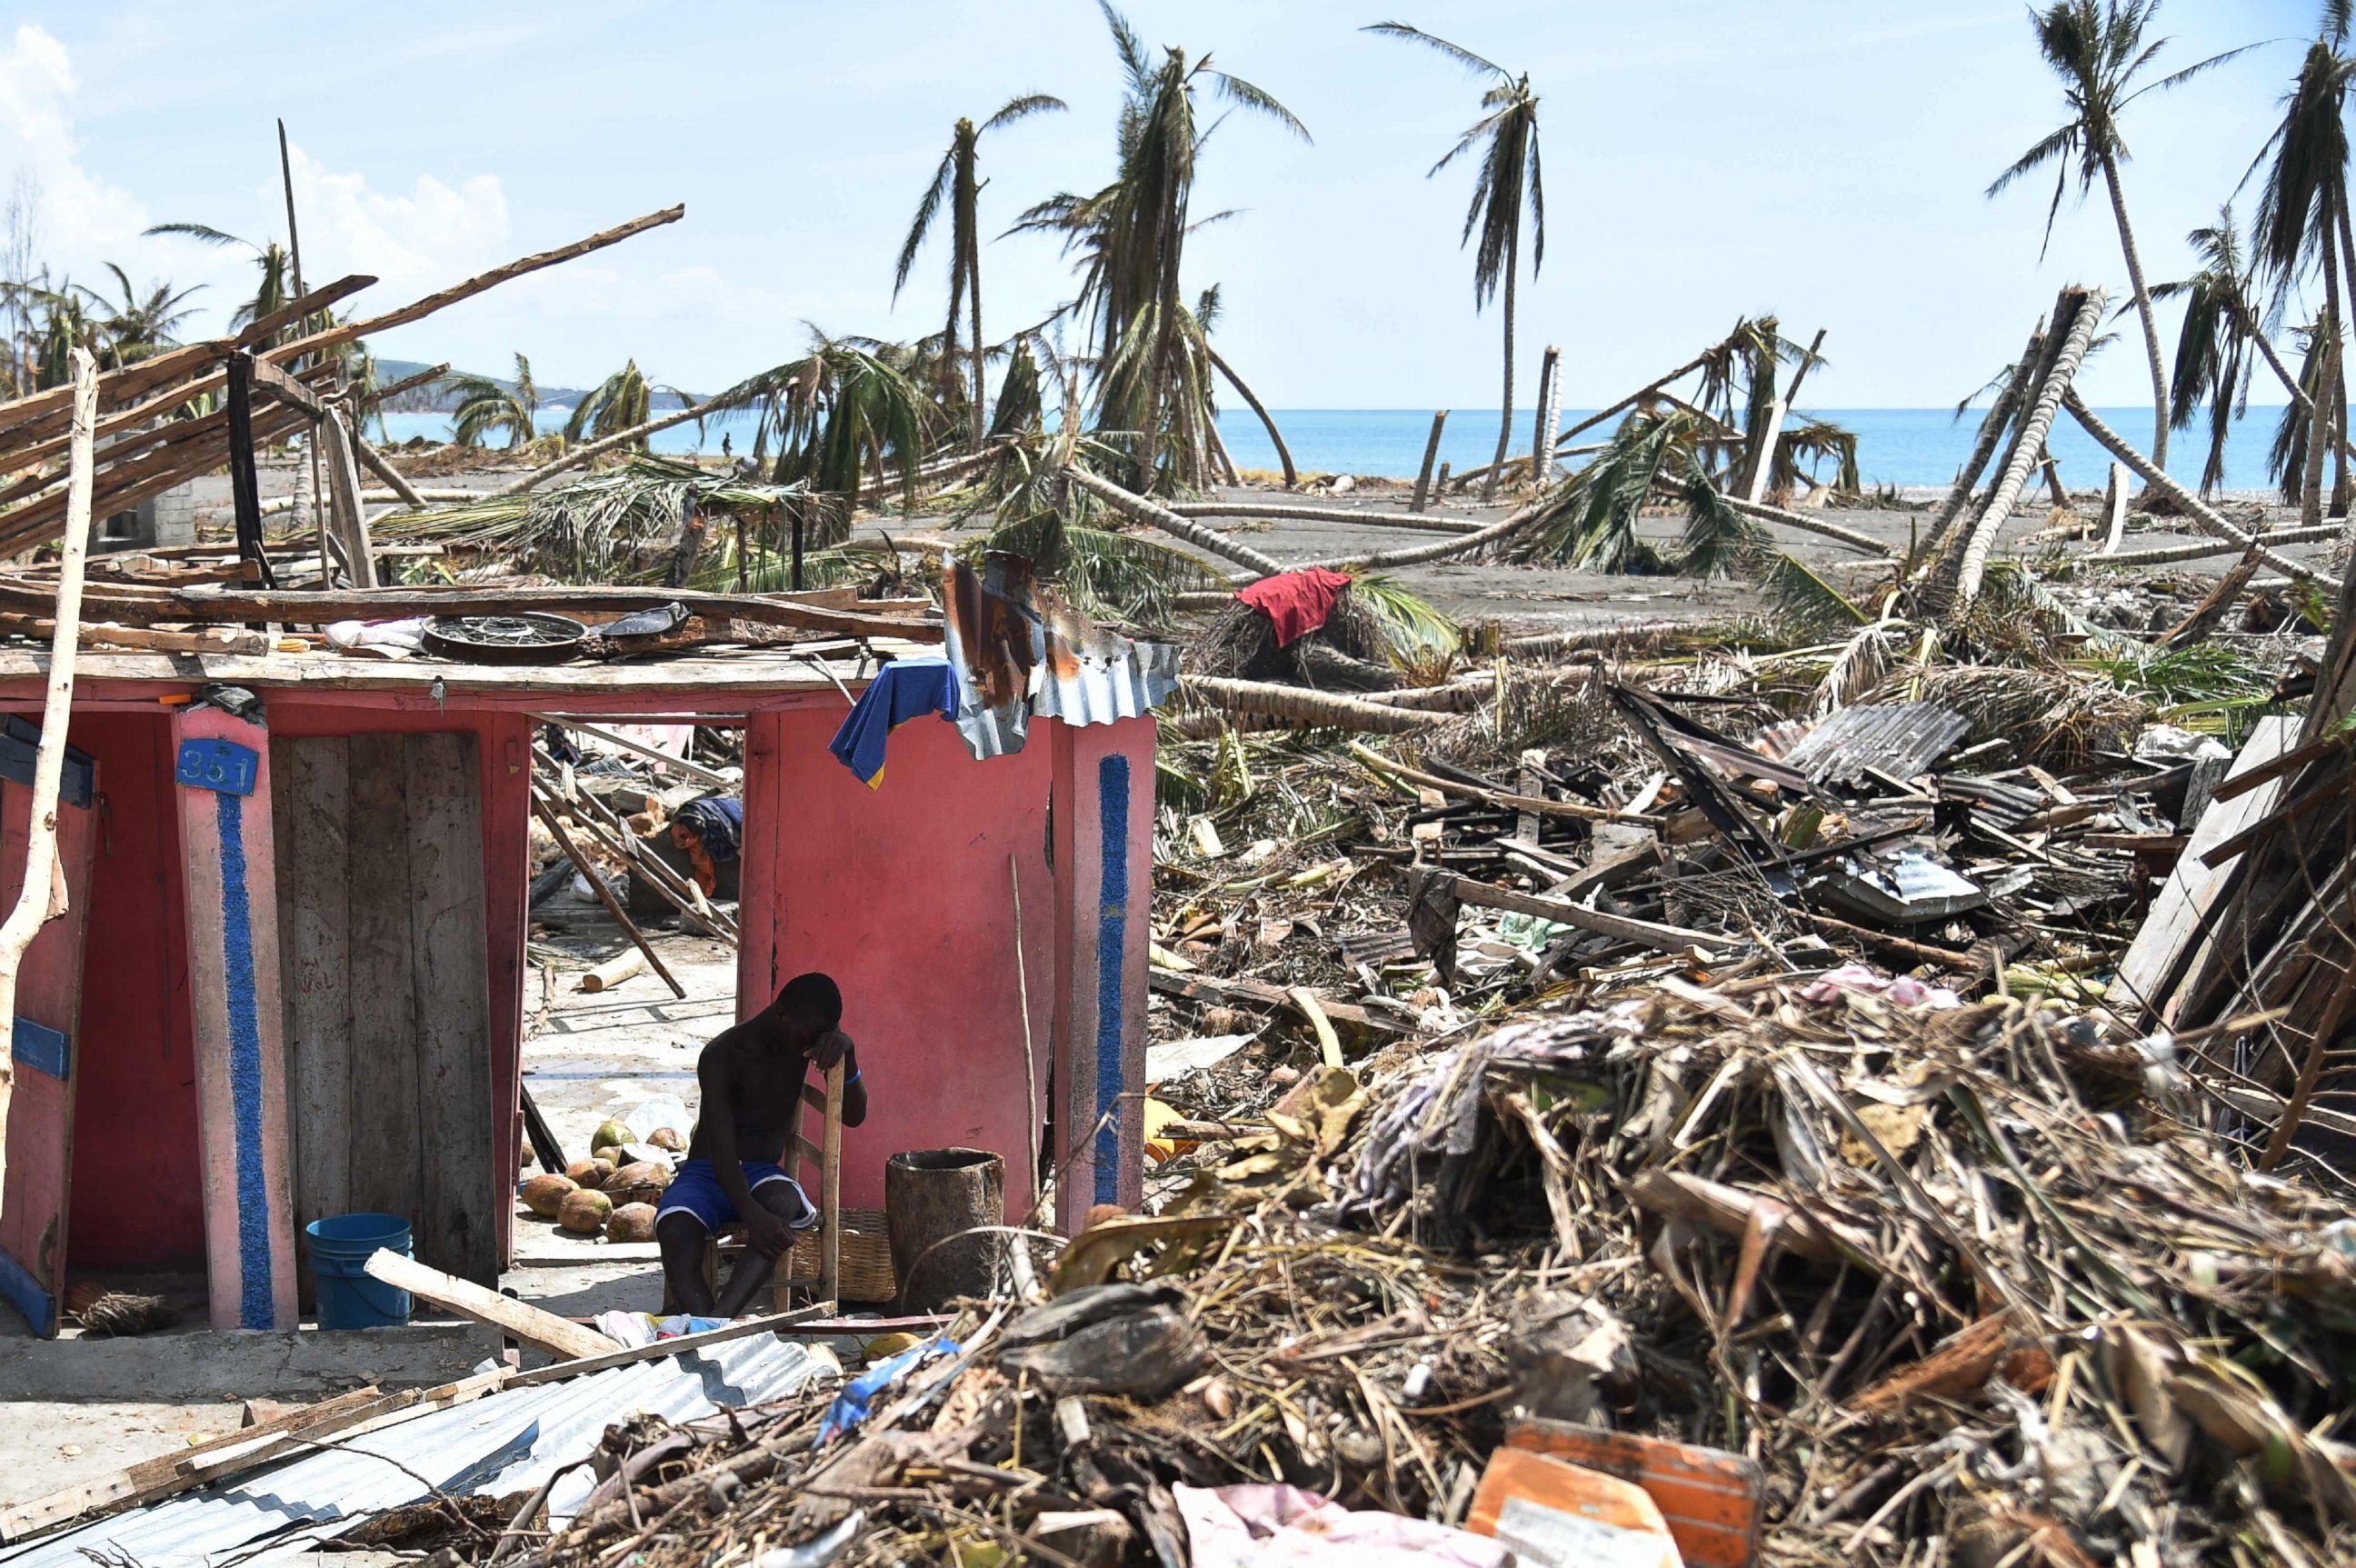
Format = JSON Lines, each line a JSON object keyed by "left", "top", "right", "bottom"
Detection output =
{"left": 1412, "top": 411, "right": 1449, "bottom": 512}
{"left": 319, "top": 408, "right": 376, "bottom": 587}
{"left": 2101, "top": 462, "right": 2130, "bottom": 553}
{"left": 278, "top": 117, "right": 330, "bottom": 588}
{"left": 224, "top": 354, "right": 275, "bottom": 588}
{"left": 0, "top": 348, "right": 97, "bottom": 1199}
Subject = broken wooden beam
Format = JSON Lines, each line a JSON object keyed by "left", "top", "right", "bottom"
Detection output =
{"left": 363, "top": 1248, "right": 619, "bottom": 1360}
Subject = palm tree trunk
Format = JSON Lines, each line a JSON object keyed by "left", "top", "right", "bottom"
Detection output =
{"left": 2100, "top": 151, "right": 2168, "bottom": 469}
{"left": 1184, "top": 674, "right": 1443, "bottom": 734}
{"left": 1207, "top": 346, "right": 1297, "bottom": 489}
{"left": 1919, "top": 319, "right": 2051, "bottom": 560}
{"left": 1482, "top": 224, "right": 1519, "bottom": 504}
{"left": 1949, "top": 285, "right": 2104, "bottom": 607}
{"left": 967, "top": 224, "right": 986, "bottom": 453}
{"left": 1135, "top": 298, "right": 1174, "bottom": 491}
{"left": 2304, "top": 255, "right": 2336, "bottom": 530}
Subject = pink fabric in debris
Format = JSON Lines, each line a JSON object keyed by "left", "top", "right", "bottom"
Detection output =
{"left": 1237, "top": 568, "right": 1355, "bottom": 647}
{"left": 1802, "top": 963, "right": 1963, "bottom": 1010}
{"left": 1173, "top": 1483, "right": 1512, "bottom": 1568}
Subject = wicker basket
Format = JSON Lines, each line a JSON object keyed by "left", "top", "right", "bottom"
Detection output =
{"left": 790, "top": 1207, "right": 896, "bottom": 1303}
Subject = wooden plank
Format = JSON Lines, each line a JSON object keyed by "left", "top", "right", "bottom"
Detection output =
{"left": 1435, "top": 871, "right": 1730, "bottom": 955}
{"left": 280, "top": 737, "right": 354, "bottom": 1297}
{"left": 404, "top": 734, "right": 496, "bottom": 1284}
{"left": 503, "top": 1303, "right": 833, "bottom": 1388}
{"left": 344, "top": 733, "right": 420, "bottom": 1224}
{"left": 364, "top": 1248, "right": 617, "bottom": 1360}
{"left": 0, "top": 1384, "right": 385, "bottom": 1542}
{"left": 2110, "top": 715, "right": 2298, "bottom": 1027}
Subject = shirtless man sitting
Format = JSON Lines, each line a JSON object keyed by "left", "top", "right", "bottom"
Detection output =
{"left": 655, "top": 972, "right": 869, "bottom": 1318}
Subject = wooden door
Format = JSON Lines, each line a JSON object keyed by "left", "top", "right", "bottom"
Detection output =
{"left": 271, "top": 732, "right": 495, "bottom": 1285}
{"left": 0, "top": 720, "right": 98, "bottom": 1336}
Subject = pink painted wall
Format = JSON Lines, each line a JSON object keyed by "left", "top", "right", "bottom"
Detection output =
{"left": 66, "top": 713, "right": 205, "bottom": 1271}
{"left": 739, "top": 708, "right": 1058, "bottom": 1214}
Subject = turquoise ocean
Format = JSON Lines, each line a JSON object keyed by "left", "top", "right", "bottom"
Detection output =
{"left": 374, "top": 405, "right": 2295, "bottom": 494}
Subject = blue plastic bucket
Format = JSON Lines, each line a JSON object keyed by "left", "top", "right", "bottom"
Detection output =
{"left": 304, "top": 1213, "right": 414, "bottom": 1329}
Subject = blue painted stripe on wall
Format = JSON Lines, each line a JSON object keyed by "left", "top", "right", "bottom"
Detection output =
{"left": 1093, "top": 754, "right": 1129, "bottom": 1204}
{"left": 215, "top": 789, "right": 275, "bottom": 1329}
{"left": 0, "top": 1243, "right": 51, "bottom": 1335}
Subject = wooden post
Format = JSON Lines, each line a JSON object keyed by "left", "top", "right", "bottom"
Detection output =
{"left": 175, "top": 701, "right": 300, "bottom": 1329}
{"left": 1532, "top": 349, "right": 1562, "bottom": 487}
{"left": 2101, "top": 462, "right": 2130, "bottom": 554}
{"left": 223, "top": 354, "right": 276, "bottom": 588}
{"left": 0, "top": 347, "right": 96, "bottom": 1208}
{"left": 1412, "top": 411, "right": 1449, "bottom": 513}
{"left": 791, "top": 504, "right": 805, "bottom": 592}
{"left": 319, "top": 408, "right": 376, "bottom": 588}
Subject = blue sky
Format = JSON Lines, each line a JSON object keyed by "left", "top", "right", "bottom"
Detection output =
{"left": 0, "top": 0, "right": 2326, "bottom": 408}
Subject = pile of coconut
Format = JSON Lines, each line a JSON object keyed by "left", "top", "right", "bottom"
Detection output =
{"left": 519, "top": 1114, "right": 686, "bottom": 1243}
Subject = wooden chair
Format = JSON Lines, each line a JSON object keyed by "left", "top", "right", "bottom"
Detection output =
{"left": 670, "top": 1060, "right": 843, "bottom": 1315}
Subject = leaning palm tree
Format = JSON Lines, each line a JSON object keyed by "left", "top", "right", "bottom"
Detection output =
{"left": 895, "top": 94, "right": 1066, "bottom": 452}
{"left": 2154, "top": 209, "right": 2266, "bottom": 493}
{"left": 2245, "top": 9, "right": 2356, "bottom": 523}
{"left": 1365, "top": 22, "right": 1544, "bottom": 503}
{"left": 447, "top": 353, "right": 543, "bottom": 450}
{"left": 1023, "top": 3, "right": 1307, "bottom": 492}
{"left": 1988, "top": 0, "right": 2251, "bottom": 470}
{"left": 563, "top": 360, "right": 654, "bottom": 450}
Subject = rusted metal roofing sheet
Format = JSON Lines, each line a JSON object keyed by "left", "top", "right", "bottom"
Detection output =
{"left": 0, "top": 1336, "right": 830, "bottom": 1568}
{"left": 941, "top": 553, "right": 1180, "bottom": 760}
{"left": 1778, "top": 702, "right": 1970, "bottom": 785}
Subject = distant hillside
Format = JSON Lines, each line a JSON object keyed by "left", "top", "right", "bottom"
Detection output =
{"left": 374, "top": 358, "right": 706, "bottom": 416}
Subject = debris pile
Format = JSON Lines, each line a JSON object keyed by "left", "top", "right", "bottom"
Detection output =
{"left": 455, "top": 978, "right": 2355, "bottom": 1568}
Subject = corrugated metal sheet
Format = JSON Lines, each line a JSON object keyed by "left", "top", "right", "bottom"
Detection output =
{"left": 1776, "top": 702, "right": 1970, "bottom": 786}
{"left": 1, "top": 1336, "right": 829, "bottom": 1568}
{"left": 941, "top": 554, "right": 1180, "bottom": 762}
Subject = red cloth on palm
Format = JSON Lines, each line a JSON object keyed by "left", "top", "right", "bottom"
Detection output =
{"left": 1237, "top": 567, "right": 1354, "bottom": 647}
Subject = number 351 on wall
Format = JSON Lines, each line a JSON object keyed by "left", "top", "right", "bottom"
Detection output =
{"left": 175, "top": 738, "right": 260, "bottom": 796}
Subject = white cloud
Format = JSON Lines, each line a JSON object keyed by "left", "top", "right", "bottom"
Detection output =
{"left": 0, "top": 23, "right": 149, "bottom": 256}
{"left": 283, "top": 143, "right": 510, "bottom": 303}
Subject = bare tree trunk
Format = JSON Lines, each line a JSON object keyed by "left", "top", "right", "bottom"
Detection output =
{"left": 1063, "top": 464, "right": 1283, "bottom": 577}
{"left": 1531, "top": 346, "right": 1562, "bottom": 487}
{"left": 1207, "top": 345, "right": 1297, "bottom": 489}
{"left": 1949, "top": 286, "right": 2104, "bottom": 607}
{"left": 2068, "top": 391, "right": 2341, "bottom": 589}
{"left": 0, "top": 347, "right": 96, "bottom": 1203}
{"left": 1482, "top": 225, "right": 1519, "bottom": 504}
{"left": 1412, "top": 411, "right": 1448, "bottom": 512}
{"left": 967, "top": 216, "right": 986, "bottom": 454}
{"left": 2101, "top": 151, "right": 2168, "bottom": 470}
{"left": 1184, "top": 675, "right": 1442, "bottom": 733}
{"left": 1918, "top": 323, "right": 2046, "bottom": 561}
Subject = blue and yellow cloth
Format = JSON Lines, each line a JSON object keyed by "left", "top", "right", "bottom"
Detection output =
{"left": 826, "top": 654, "right": 958, "bottom": 787}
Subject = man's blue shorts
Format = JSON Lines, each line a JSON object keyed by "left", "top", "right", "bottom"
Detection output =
{"left": 654, "top": 1159, "right": 817, "bottom": 1233}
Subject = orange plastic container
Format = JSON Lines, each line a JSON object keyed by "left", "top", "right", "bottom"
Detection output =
{"left": 1465, "top": 1448, "right": 1683, "bottom": 1568}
